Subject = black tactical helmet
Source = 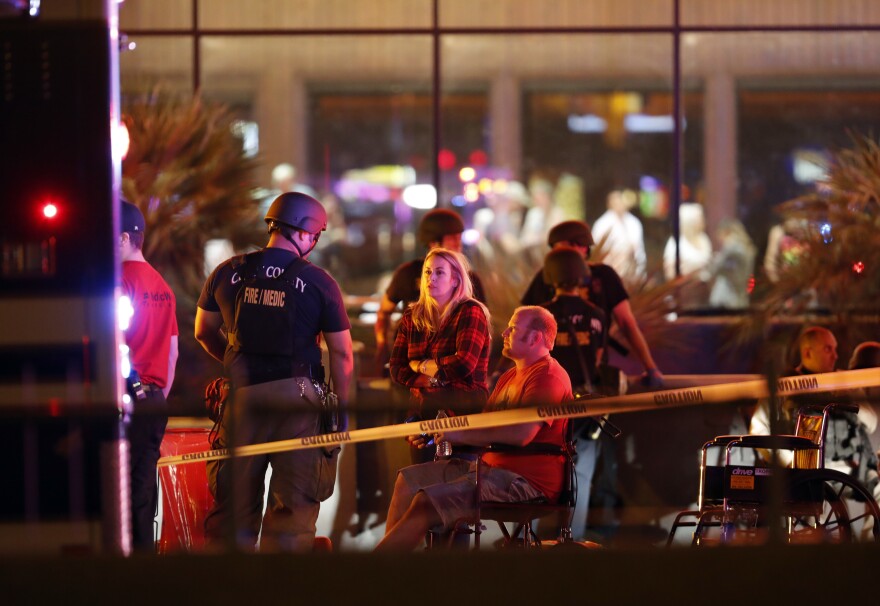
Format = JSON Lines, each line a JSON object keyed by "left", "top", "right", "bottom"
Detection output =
{"left": 265, "top": 192, "right": 327, "bottom": 233}
{"left": 543, "top": 246, "right": 590, "bottom": 288}
{"left": 547, "top": 220, "right": 594, "bottom": 248}
{"left": 417, "top": 208, "right": 465, "bottom": 247}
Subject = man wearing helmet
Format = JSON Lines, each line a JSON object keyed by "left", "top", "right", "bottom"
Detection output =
{"left": 522, "top": 220, "right": 660, "bottom": 542}
{"left": 195, "top": 192, "right": 354, "bottom": 552}
{"left": 540, "top": 246, "right": 610, "bottom": 543}
{"left": 520, "top": 220, "right": 662, "bottom": 388}
{"left": 541, "top": 247, "right": 608, "bottom": 396}
{"left": 374, "top": 208, "right": 486, "bottom": 375}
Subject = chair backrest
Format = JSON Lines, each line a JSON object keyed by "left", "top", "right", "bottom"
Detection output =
{"left": 481, "top": 417, "right": 575, "bottom": 506}
{"left": 793, "top": 411, "right": 823, "bottom": 469}
{"left": 793, "top": 402, "right": 860, "bottom": 469}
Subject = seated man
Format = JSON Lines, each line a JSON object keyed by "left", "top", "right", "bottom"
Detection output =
{"left": 750, "top": 327, "right": 877, "bottom": 482}
{"left": 375, "top": 306, "right": 573, "bottom": 552}
{"left": 750, "top": 326, "right": 839, "bottom": 443}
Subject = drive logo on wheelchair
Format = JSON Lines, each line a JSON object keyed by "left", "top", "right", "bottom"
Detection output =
{"left": 730, "top": 468, "right": 753, "bottom": 476}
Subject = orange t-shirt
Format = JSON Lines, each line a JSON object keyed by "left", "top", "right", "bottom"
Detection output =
{"left": 481, "top": 356, "right": 572, "bottom": 501}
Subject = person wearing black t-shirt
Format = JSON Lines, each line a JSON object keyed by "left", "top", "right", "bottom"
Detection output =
{"left": 374, "top": 209, "right": 486, "bottom": 377}
{"left": 520, "top": 220, "right": 662, "bottom": 386}
{"left": 195, "top": 192, "right": 353, "bottom": 552}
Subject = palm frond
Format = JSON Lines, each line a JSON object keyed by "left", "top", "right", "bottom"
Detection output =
{"left": 121, "top": 86, "right": 264, "bottom": 412}
{"left": 741, "top": 131, "right": 880, "bottom": 347}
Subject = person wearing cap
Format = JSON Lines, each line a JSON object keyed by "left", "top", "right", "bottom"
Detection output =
{"left": 119, "top": 199, "right": 179, "bottom": 553}
{"left": 195, "top": 191, "right": 354, "bottom": 552}
{"left": 374, "top": 208, "right": 486, "bottom": 377}
{"left": 520, "top": 220, "right": 663, "bottom": 388}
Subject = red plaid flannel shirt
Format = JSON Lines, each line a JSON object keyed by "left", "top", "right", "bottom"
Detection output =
{"left": 389, "top": 299, "right": 490, "bottom": 411}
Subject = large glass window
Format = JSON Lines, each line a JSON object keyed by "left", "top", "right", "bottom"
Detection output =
{"left": 198, "top": 35, "right": 433, "bottom": 294}
{"left": 119, "top": 0, "right": 193, "bottom": 29}
{"left": 682, "top": 0, "right": 880, "bottom": 27}
{"left": 682, "top": 31, "right": 880, "bottom": 310}
{"left": 198, "top": 0, "right": 432, "bottom": 29}
{"left": 440, "top": 0, "right": 673, "bottom": 28}
{"left": 115, "top": 0, "right": 880, "bottom": 557}
{"left": 119, "top": 37, "right": 194, "bottom": 96}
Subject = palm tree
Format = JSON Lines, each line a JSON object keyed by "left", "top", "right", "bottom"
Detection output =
{"left": 122, "top": 87, "right": 264, "bottom": 412}
{"left": 743, "top": 132, "right": 880, "bottom": 358}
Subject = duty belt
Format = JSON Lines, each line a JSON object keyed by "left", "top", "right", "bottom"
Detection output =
{"left": 238, "top": 358, "right": 325, "bottom": 386}
{"left": 290, "top": 361, "right": 325, "bottom": 382}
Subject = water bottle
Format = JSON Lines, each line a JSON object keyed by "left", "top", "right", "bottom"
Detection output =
{"left": 720, "top": 510, "right": 736, "bottom": 543}
{"left": 435, "top": 410, "right": 452, "bottom": 460}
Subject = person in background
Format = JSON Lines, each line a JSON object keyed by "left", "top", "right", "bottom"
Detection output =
{"left": 845, "top": 341, "right": 880, "bottom": 502}
{"left": 749, "top": 327, "right": 879, "bottom": 499}
{"left": 119, "top": 200, "right": 179, "bottom": 553}
{"left": 472, "top": 180, "right": 528, "bottom": 256}
{"left": 195, "top": 192, "right": 353, "bottom": 552}
{"left": 521, "top": 220, "right": 660, "bottom": 541}
{"left": 388, "top": 248, "right": 491, "bottom": 465}
{"left": 376, "top": 306, "right": 571, "bottom": 552}
{"left": 763, "top": 215, "right": 808, "bottom": 284}
{"left": 704, "top": 218, "right": 756, "bottom": 309}
{"left": 663, "top": 202, "right": 713, "bottom": 281}
{"left": 374, "top": 208, "right": 486, "bottom": 376}
{"left": 259, "top": 162, "right": 319, "bottom": 217}
{"left": 591, "top": 188, "right": 647, "bottom": 289}
{"left": 750, "top": 326, "right": 839, "bottom": 446}
{"left": 521, "top": 220, "right": 663, "bottom": 388}
{"left": 664, "top": 202, "right": 713, "bottom": 309}
{"left": 539, "top": 246, "right": 609, "bottom": 542}
{"left": 520, "top": 177, "right": 565, "bottom": 250}
{"left": 271, "top": 162, "right": 317, "bottom": 198}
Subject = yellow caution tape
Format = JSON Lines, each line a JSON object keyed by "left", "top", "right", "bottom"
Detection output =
{"left": 157, "top": 367, "right": 880, "bottom": 468}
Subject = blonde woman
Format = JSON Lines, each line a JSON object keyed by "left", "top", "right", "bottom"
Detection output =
{"left": 389, "top": 248, "right": 491, "bottom": 463}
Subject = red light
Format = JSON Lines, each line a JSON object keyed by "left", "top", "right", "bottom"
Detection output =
{"left": 853, "top": 261, "right": 865, "bottom": 274}
{"left": 469, "top": 149, "right": 488, "bottom": 166}
{"left": 437, "top": 149, "right": 457, "bottom": 172}
{"left": 747, "top": 274, "right": 755, "bottom": 294}
{"left": 42, "top": 203, "right": 58, "bottom": 219}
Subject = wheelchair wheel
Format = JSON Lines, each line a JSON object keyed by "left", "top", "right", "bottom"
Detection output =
{"left": 786, "top": 469, "right": 880, "bottom": 543}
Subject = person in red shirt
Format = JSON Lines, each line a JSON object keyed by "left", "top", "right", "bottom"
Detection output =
{"left": 376, "top": 306, "right": 572, "bottom": 552}
{"left": 119, "top": 200, "right": 179, "bottom": 553}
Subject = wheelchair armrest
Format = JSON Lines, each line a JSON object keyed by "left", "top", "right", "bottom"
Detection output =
{"left": 828, "top": 403, "right": 859, "bottom": 415}
{"left": 797, "top": 402, "right": 859, "bottom": 416}
{"left": 732, "top": 435, "right": 817, "bottom": 451}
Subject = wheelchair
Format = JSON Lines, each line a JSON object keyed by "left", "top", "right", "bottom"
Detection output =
{"left": 667, "top": 402, "right": 880, "bottom": 546}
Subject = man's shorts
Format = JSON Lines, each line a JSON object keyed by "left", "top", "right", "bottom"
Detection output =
{"left": 398, "top": 458, "right": 545, "bottom": 530}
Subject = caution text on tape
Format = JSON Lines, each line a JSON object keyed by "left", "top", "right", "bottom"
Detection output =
{"left": 157, "top": 367, "right": 880, "bottom": 468}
